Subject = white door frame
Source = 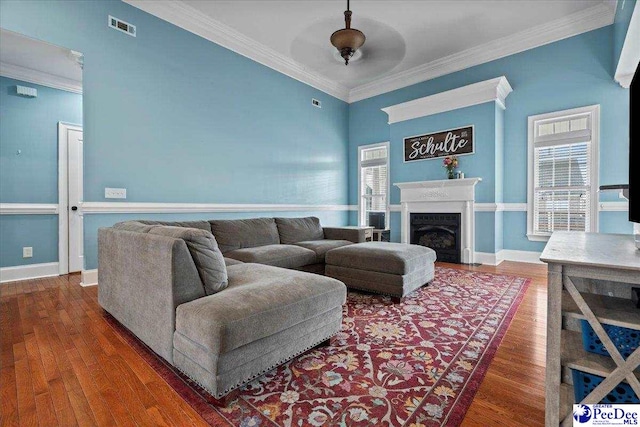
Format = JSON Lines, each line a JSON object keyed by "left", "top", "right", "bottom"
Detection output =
{"left": 58, "top": 122, "right": 83, "bottom": 275}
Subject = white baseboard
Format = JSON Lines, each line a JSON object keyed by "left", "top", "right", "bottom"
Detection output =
{"left": 0, "top": 262, "right": 60, "bottom": 283}
{"left": 474, "top": 252, "right": 502, "bottom": 266}
{"left": 81, "top": 269, "right": 98, "bottom": 287}
{"left": 500, "top": 249, "right": 544, "bottom": 264}
{"left": 475, "top": 249, "right": 543, "bottom": 266}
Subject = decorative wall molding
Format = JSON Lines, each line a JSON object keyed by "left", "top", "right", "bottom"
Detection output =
{"left": 0, "top": 203, "right": 59, "bottom": 215}
{"left": 0, "top": 62, "right": 82, "bottom": 94}
{"left": 0, "top": 201, "right": 617, "bottom": 216}
{"left": 0, "top": 262, "right": 60, "bottom": 283}
{"left": 81, "top": 269, "right": 98, "bottom": 287}
{"left": 80, "top": 202, "right": 355, "bottom": 214}
{"left": 599, "top": 201, "right": 629, "bottom": 211}
{"left": 349, "top": 2, "right": 616, "bottom": 102}
{"left": 381, "top": 76, "right": 513, "bottom": 124}
{"left": 614, "top": 1, "right": 640, "bottom": 88}
{"left": 123, "top": 0, "right": 350, "bottom": 102}
{"left": 500, "top": 203, "right": 528, "bottom": 212}
{"left": 475, "top": 203, "right": 528, "bottom": 212}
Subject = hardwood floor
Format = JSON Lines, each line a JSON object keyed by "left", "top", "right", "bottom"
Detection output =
{"left": 0, "top": 261, "right": 547, "bottom": 426}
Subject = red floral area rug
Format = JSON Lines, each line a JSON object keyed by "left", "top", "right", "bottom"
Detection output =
{"left": 107, "top": 267, "right": 530, "bottom": 427}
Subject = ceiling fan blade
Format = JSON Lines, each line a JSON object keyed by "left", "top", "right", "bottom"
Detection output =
{"left": 290, "top": 16, "right": 406, "bottom": 84}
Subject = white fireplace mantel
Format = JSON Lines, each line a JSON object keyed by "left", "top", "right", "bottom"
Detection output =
{"left": 395, "top": 178, "right": 482, "bottom": 264}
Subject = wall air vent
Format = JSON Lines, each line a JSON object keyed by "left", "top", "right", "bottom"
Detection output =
{"left": 108, "top": 15, "right": 136, "bottom": 37}
{"left": 312, "top": 98, "right": 322, "bottom": 108}
{"left": 16, "top": 85, "right": 37, "bottom": 98}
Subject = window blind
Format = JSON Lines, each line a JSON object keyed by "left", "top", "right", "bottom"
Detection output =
{"left": 533, "top": 135, "right": 592, "bottom": 235}
{"left": 362, "top": 164, "right": 387, "bottom": 211}
{"left": 360, "top": 145, "right": 389, "bottom": 227}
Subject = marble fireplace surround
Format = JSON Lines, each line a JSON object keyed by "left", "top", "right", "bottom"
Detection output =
{"left": 395, "top": 178, "right": 482, "bottom": 264}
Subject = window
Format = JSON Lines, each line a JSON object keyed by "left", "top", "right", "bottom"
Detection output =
{"left": 358, "top": 142, "right": 389, "bottom": 229}
{"left": 527, "top": 105, "right": 599, "bottom": 241}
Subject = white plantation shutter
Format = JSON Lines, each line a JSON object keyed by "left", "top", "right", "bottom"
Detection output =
{"left": 359, "top": 144, "right": 389, "bottom": 228}
{"left": 529, "top": 107, "right": 598, "bottom": 238}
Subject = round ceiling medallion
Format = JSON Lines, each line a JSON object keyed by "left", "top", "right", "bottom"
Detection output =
{"left": 291, "top": 16, "right": 406, "bottom": 86}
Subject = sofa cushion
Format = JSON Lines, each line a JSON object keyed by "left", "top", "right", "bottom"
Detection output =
{"left": 325, "top": 242, "right": 437, "bottom": 275}
{"left": 148, "top": 226, "right": 228, "bottom": 295}
{"left": 137, "top": 220, "right": 211, "bottom": 232}
{"left": 224, "top": 244, "right": 316, "bottom": 269}
{"left": 209, "top": 218, "right": 280, "bottom": 253}
{"left": 294, "top": 239, "right": 353, "bottom": 263}
{"left": 175, "top": 263, "right": 347, "bottom": 354}
{"left": 224, "top": 257, "right": 244, "bottom": 267}
{"left": 112, "top": 221, "right": 157, "bottom": 233}
{"left": 275, "top": 217, "right": 325, "bottom": 244}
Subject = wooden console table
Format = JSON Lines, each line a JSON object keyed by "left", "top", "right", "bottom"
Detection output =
{"left": 541, "top": 232, "right": 640, "bottom": 426}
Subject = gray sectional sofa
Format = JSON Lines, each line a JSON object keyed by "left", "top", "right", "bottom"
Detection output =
{"left": 98, "top": 217, "right": 363, "bottom": 400}
{"left": 209, "top": 217, "right": 364, "bottom": 273}
{"left": 98, "top": 216, "right": 436, "bottom": 401}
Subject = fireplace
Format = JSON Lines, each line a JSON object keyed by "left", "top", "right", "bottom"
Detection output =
{"left": 396, "top": 178, "right": 481, "bottom": 264}
{"left": 410, "top": 213, "right": 462, "bottom": 263}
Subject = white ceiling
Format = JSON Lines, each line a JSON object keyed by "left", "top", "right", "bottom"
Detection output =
{"left": 0, "top": 29, "right": 83, "bottom": 93}
{"left": 127, "top": 0, "right": 617, "bottom": 102}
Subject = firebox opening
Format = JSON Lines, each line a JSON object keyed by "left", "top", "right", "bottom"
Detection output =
{"left": 410, "top": 213, "right": 462, "bottom": 264}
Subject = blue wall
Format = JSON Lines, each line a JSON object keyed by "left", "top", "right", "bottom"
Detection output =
{"left": 0, "top": 215, "right": 58, "bottom": 267}
{"left": 349, "top": 25, "right": 633, "bottom": 254}
{"left": 1, "top": 1, "right": 635, "bottom": 271}
{"left": 0, "top": 77, "right": 82, "bottom": 203}
{"left": 0, "top": 77, "right": 82, "bottom": 267}
{"left": 0, "top": 0, "right": 349, "bottom": 269}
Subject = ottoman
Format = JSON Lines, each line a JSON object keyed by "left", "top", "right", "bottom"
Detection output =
{"left": 325, "top": 242, "right": 437, "bottom": 298}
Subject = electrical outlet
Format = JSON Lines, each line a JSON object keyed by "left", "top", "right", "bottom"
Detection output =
{"left": 105, "top": 188, "right": 127, "bottom": 199}
{"left": 23, "top": 247, "right": 33, "bottom": 258}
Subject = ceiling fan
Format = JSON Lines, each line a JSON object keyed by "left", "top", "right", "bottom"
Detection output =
{"left": 330, "top": 0, "right": 366, "bottom": 65}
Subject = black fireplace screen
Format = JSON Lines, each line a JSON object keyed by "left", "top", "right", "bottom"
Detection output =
{"left": 410, "top": 213, "right": 461, "bottom": 263}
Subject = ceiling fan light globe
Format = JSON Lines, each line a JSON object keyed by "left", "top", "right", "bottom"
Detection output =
{"left": 330, "top": 28, "right": 366, "bottom": 51}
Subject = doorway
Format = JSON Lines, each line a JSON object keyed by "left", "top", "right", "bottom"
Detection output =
{"left": 59, "top": 123, "right": 84, "bottom": 274}
{"left": 0, "top": 29, "right": 83, "bottom": 280}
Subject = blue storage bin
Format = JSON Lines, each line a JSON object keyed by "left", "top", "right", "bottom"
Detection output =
{"left": 572, "top": 370, "right": 639, "bottom": 403}
{"left": 580, "top": 320, "right": 640, "bottom": 359}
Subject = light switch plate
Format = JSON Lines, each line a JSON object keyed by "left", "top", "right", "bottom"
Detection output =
{"left": 23, "top": 247, "right": 33, "bottom": 258}
{"left": 105, "top": 188, "right": 127, "bottom": 199}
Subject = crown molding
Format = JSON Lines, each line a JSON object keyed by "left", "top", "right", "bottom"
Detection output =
{"left": 381, "top": 76, "right": 512, "bottom": 124}
{"left": 123, "top": 0, "right": 614, "bottom": 104}
{"left": 614, "top": 1, "right": 639, "bottom": 88}
{"left": 348, "top": 2, "right": 616, "bottom": 103}
{"left": 123, "top": 0, "right": 350, "bottom": 102}
{"left": 0, "top": 62, "right": 82, "bottom": 94}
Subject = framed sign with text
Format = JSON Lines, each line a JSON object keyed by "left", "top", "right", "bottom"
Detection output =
{"left": 404, "top": 125, "right": 474, "bottom": 162}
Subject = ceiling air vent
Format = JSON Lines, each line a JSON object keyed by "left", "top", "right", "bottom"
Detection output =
{"left": 108, "top": 15, "right": 136, "bottom": 37}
